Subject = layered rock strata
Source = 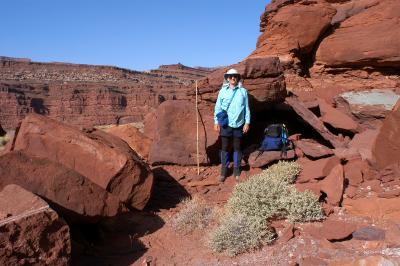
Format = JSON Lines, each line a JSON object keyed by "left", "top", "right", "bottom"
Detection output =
{"left": 0, "top": 59, "right": 211, "bottom": 129}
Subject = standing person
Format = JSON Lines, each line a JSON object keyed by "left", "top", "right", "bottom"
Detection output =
{"left": 214, "top": 68, "right": 250, "bottom": 182}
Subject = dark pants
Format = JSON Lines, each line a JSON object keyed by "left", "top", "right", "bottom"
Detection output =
{"left": 220, "top": 126, "right": 243, "bottom": 176}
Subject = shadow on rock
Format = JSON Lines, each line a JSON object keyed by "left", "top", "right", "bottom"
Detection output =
{"left": 145, "top": 166, "right": 190, "bottom": 211}
{"left": 71, "top": 211, "right": 164, "bottom": 266}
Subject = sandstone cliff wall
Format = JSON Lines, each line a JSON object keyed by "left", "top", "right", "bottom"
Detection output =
{"left": 0, "top": 60, "right": 211, "bottom": 129}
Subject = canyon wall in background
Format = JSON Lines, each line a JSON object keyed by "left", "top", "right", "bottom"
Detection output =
{"left": 0, "top": 59, "right": 212, "bottom": 129}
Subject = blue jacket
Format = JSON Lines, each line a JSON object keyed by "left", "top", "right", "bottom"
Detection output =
{"left": 214, "top": 84, "right": 250, "bottom": 128}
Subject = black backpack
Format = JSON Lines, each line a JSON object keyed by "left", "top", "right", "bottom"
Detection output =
{"left": 258, "top": 124, "right": 291, "bottom": 157}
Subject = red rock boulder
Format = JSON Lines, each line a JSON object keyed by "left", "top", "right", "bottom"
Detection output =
{"left": 336, "top": 90, "right": 399, "bottom": 128}
{"left": 8, "top": 113, "right": 153, "bottom": 210}
{"left": 318, "top": 98, "right": 359, "bottom": 134}
{"left": 0, "top": 184, "right": 71, "bottom": 265}
{"left": 198, "top": 57, "right": 287, "bottom": 112}
{"left": 251, "top": 1, "right": 336, "bottom": 58}
{"left": 148, "top": 100, "right": 218, "bottom": 165}
{"left": 295, "top": 139, "right": 334, "bottom": 159}
{"left": 296, "top": 163, "right": 344, "bottom": 213}
{"left": 316, "top": 0, "right": 400, "bottom": 68}
{"left": 320, "top": 164, "right": 345, "bottom": 209}
{"left": 372, "top": 101, "right": 400, "bottom": 169}
{"left": 0, "top": 151, "right": 123, "bottom": 223}
{"left": 103, "top": 124, "right": 151, "bottom": 161}
{"left": 349, "top": 129, "right": 380, "bottom": 163}
{"left": 305, "top": 217, "right": 357, "bottom": 241}
{"left": 248, "top": 150, "right": 296, "bottom": 168}
{"left": 296, "top": 156, "right": 340, "bottom": 184}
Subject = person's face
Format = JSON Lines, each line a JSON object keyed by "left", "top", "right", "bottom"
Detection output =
{"left": 228, "top": 75, "right": 239, "bottom": 86}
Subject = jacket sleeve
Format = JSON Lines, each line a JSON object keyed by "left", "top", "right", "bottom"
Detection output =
{"left": 244, "top": 89, "right": 250, "bottom": 124}
{"left": 214, "top": 89, "right": 223, "bottom": 124}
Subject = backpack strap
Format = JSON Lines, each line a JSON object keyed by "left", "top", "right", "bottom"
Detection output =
{"left": 280, "top": 124, "right": 289, "bottom": 158}
{"left": 223, "top": 88, "right": 238, "bottom": 112}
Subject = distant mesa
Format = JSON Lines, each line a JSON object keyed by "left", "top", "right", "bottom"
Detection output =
{"left": 0, "top": 58, "right": 216, "bottom": 129}
{"left": 0, "top": 56, "right": 31, "bottom": 62}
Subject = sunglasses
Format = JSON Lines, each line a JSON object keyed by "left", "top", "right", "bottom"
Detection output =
{"left": 227, "top": 75, "right": 239, "bottom": 79}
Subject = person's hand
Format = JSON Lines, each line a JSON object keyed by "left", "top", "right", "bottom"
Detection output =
{"left": 243, "top": 124, "right": 250, "bottom": 134}
{"left": 214, "top": 124, "right": 220, "bottom": 131}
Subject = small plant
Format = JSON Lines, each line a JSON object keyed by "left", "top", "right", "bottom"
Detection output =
{"left": 171, "top": 196, "right": 214, "bottom": 234}
{"left": 208, "top": 213, "right": 274, "bottom": 256}
{"left": 208, "top": 161, "right": 323, "bottom": 255}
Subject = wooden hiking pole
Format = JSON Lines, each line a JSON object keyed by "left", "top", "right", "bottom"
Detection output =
{"left": 195, "top": 80, "right": 200, "bottom": 175}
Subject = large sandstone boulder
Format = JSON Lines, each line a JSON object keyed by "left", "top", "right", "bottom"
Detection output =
{"left": 316, "top": 0, "right": 400, "bottom": 68}
{"left": 0, "top": 184, "right": 71, "bottom": 265}
{"left": 248, "top": 150, "right": 296, "bottom": 168}
{"left": 296, "top": 156, "right": 340, "bottom": 184}
{"left": 336, "top": 89, "right": 400, "bottom": 127}
{"left": 148, "top": 100, "right": 218, "bottom": 165}
{"left": 241, "top": 57, "right": 287, "bottom": 111}
{"left": 318, "top": 98, "right": 359, "bottom": 133}
{"left": 349, "top": 129, "right": 380, "bottom": 163}
{"left": 372, "top": 101, "right": 400, "bottom": 169}
{"left": 295, "top": 139, "right": 334, "bottom": 159}
{"left": 8, "top": 113, "right": 153, "bottom": 210}
{"left": 198, "top": 57, "right": 287, "bottom": 112}
{"left": 102, "top": 124, "right": 151, "bottom": 161}
{"left": 251, "top": 1, "right": 336, "bottom": 58}
{"left": 247, "top": 0, "right": 399, "bottom": 109}
{"left": 0, "top": 151, "right": 123, "bottom": 223}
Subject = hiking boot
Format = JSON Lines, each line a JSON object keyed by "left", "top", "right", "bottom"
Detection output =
{"left": 220, "top": 150, "right": 229, "bottom": 183}
{"left": 233, "top": 167, "right": 241, "bottom": 182}
{"left": 219, "top": 164, "right": 228, "bottom": 183}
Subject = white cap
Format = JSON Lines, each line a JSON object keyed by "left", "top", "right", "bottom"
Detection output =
{"left": 224, "top": 68, "right": 241, "bottom": 80}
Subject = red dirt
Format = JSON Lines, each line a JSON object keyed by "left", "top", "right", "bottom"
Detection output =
{"left": 74, "top": 164, "right": 400, "bottom": 265}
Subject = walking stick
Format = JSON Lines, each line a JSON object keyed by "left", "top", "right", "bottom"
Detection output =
{"left": 196, "top": 80, "right": 200, "bottom": 175}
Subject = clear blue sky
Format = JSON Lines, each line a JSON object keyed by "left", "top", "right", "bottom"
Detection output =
{"left": 1, "top": 1, "right": 268, "bottom": 71}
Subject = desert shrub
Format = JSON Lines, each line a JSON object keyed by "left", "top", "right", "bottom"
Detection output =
{"left": 280, "top": 189, "right": 324, "bottom": 222}
{"left": 226, "top": 173, "right": 287, "bottom": 221}
{"left": 171, "top": 196, "right": 214, "bottom": 233}
{"left": 208, "top": 161, "right": 323, "bottom": 255}
{"left": 263, "top": 160, "right": 302, "bottom": 184}
{"left": 226, "top": 161, "right": 306, "bottom": 222}
{"left": 208, "top": 213, "right": 274, "bottom": 256}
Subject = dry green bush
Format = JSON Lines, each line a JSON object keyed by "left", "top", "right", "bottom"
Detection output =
{"left": 226, "top": 161, "right": 314, "bottom": 222}
{"left": 280, "top": 189, "right": 324, "bottom": 222}
{"left": 262, "top": 160, "right": 302, "bottom": 184}
{"left": 208, "top": 161, "right": 323, "bottom": 255}
{"left": 208, "top": 214, "right": 274, "bottom": 256}
{"left": 171, "top": 196, "right": 214, "bottom": 234}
